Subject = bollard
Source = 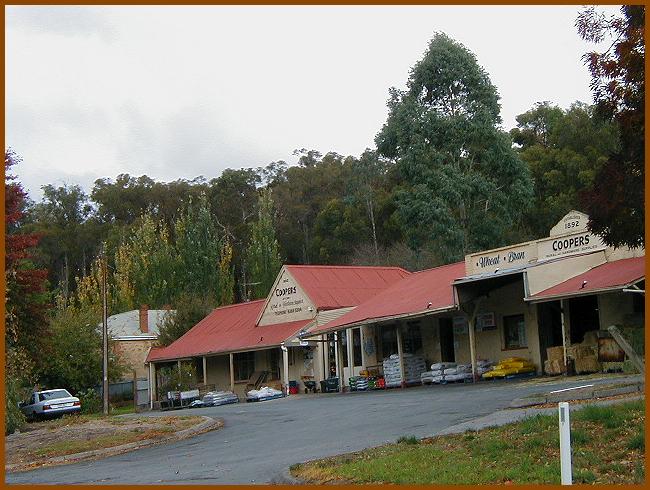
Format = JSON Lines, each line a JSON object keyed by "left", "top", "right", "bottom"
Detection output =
{"left": 558, "top": 402, "right": 572, "bottom": 485}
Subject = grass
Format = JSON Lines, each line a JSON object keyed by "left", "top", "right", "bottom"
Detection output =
{"left": 292, "top": 399, "right": 645, "bottom": 485}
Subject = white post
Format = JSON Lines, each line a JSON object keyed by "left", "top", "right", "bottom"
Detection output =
{"left": 396, "top": 325, "right": 406, "bottom": 388}
{"left": 558, "top": 402, "right": 573, "bottom": 485}
{"left": 334, "top": 332, "right": 341, "bottom": 379}
{"left": 281, "top": 344, "right": 289, "bottom": 396}
{"left": 346, "top": 328, "right": 354, "bottom": 377}
{"left": 149, "top": 362, "right": 155, "bottom": 410}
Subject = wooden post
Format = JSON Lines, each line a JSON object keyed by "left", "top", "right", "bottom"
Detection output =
{"left": 396, "top": 324, "right": 406, "bottom": 388}
{"left": 132, "top": 370, "right": 137, "bottom": 413}
{"left": 467, "top": 316, "right": 478, "bottom": 382}
{"left": 282, "top": 345, "right": 290, "bottom": 395}
{"left": 608, "top": 325, "right": 645, "bottom": 374}
{"left": 202, "top": 356, "right": 208, "bottom": 385}
{"left": 336, "top": 332, "right": 345, "bottom": 392}
{"left": 229, "top": 353, "right": 235, "bottom": 392}
{"left": 347, "top": 328, "right": 354, "bottom": 376}
{"left": 560, "top": 299, "right": 569, "bottom": 373}
{"left": 149, "top": 362, "right": 156, "bottom": 410}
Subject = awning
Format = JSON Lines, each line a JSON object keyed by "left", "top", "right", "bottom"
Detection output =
{"left": 526, "top": 256, "right": 645, "bottom": 303}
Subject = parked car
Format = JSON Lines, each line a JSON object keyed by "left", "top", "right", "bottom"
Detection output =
{"left": 19, "top": 389, "right": 81, "bottom": 420}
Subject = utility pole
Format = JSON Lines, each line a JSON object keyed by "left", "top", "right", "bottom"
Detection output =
{"left": 101, "top": 245, "right": 109, "bottom": 416}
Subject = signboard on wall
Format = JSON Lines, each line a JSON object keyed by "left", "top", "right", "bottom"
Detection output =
{"left": 537, "top": 231, "right": 606, "bottom": 262}
{"left": 548, "top": 210, "right": 589, "bottom": 237}
{"left": 453, "top": 316, "right": 468, "bottom": 335}
{"left": 467, "top": 243, "right": 535, "bottom": 275}
{"left": 258, "top": 269, "right": 316, "bottom": 326}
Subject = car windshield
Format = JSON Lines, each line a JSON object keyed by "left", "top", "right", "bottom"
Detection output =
{"left": 38, "top": 390, "right": 71, "bottom": 402}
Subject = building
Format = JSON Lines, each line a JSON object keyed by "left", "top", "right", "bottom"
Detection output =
{"left": 144, "top": 211, "right": 644, "bottom": 406}
{"left": 145, "top": 265, "right": 409, "bottom": 405}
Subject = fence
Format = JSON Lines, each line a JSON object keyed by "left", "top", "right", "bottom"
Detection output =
{"left": 95, "top": 378, "right": 150, "bottom": 407}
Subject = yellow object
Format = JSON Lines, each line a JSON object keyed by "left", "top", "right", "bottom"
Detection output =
{"left": 482, "top": 357, "right": 536, "bottom": 378}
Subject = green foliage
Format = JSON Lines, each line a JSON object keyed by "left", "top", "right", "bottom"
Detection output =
{"left": 78, "top": 388, "right": 102, "bottom": 414}
{"left": 511, "top": 101, "right": 618, "bottom": 238}
{"left": 376, "top": 33, "right": 533, "bottom": 261}
{"left": 40, "top": 305, "right": 126, "bottom": 393}
{"left": 158, "top": 363, "right": 198, "bottom": 394}
{"left": 627, "top": 428, "right": 644, "bottom": 450}
{"left": 396, "top": 435, "right": 419, "bottom": 445}
{"left": 245, "top": 189, "right": 282, "bottom": 299}
{"left": 218, "top": 240, "right": 235, "bottom": 305}
{"left": 156, "top": 293, "right": 216, "bottom": 347}
{"left": 574, "top": 404, "right": 623, "bottom": 428}
{"left": 4, "top": 374, "right": 27, "bottom": 435}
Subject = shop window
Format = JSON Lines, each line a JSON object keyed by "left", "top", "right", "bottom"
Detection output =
{"left": 234, "top": 352, "right": 255, "bottom": 381}
{"left": 269, "top": 349, "right": 280, "bottom": 379}
{"left": 404, "top": 321, "right": 423, "bottom": 353}
{"left": 353, "top": 328, "right": 362, "bottom": 366}
{"left": 503, "top": 314, "right": 526, "bottom": 349}
{"left": 381, "top": 325, "right": 398, "bottom": 358}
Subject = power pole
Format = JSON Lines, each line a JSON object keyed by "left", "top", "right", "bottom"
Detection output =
{"left": 101, "top": 245, "right": 109, "bottom": 415}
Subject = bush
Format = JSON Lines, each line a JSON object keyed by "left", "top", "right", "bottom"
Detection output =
{"left": 397, "top": 435, "right": 419, "bottom": 445}
{"left": 4, "top": 375, "right": 26, "bottom": 435}
{"left": 78, "top": 388, "right": 102, "bottom": 414}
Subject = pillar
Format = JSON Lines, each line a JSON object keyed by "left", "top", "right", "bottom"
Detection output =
{"left": 347, "top": 328, "right": 354, "bottom": 375}
{"left": 336, "top": 331, "right": 346, "bottom": 392}
{"left": 202, "top": 356, "right": 208, "bottom": 385}
{"left": 396, "top": 324, "right": 406, "bottom": 388}
{"left": 334, "top": 332, "right": 341, "bottom": 379}
{"left": 149, "top": 362, "right": 156, "bottom": 409}
{"left": 468, "top": 316, "right": 478, "bottom": 382}
{"left": 282, "top": 345, "right": 289, "bottom": 395}
{"left": 229, "top": 353, "right": 235, "bottom": 392}
{"left": 560, "top": 299, "right": 569, "bottom": 373}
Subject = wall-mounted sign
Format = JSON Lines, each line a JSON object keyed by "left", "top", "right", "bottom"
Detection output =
{"left": 548, "top": 210, "right": 589, "bottom": 237}
{"left": 258, "top": 270, "right": 316, "bottom": 325}
{"left": 467, "top": 243, "right": 535, "bottom": 275}
{"left": 476, "top": 312, "right": 496, "bottom": 331}
{"left": 453, "top": 316, "right": 468, "bottom": 335}
{"left": 537, "top": 231, "right": 606, "bottom": 262}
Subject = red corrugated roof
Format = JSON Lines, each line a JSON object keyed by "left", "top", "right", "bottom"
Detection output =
{"left": 530, "top": 256, "right": 645, "bottom": 302}
{"left": 286, "top": 265, "right": 410, "bottom": 310}
{"left": 146, "top": 300, "right": 312, "bottom": 362}
{"left": 310, "top": 261, "right": 465, "bottom": 334}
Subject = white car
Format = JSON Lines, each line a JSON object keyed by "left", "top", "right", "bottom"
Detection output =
{"left": 20, "top": 389, "right": 81, "bottom": 420}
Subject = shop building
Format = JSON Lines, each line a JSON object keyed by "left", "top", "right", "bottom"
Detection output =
{"left": 145, "top": 211, "right": 644, "bottom": 404}
{"left": 145, "top": 265, "right": 409, "bottom": 406}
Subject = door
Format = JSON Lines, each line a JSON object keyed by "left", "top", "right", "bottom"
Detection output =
{"left": 439, "top": 318, "right": 455, "bottom": 362}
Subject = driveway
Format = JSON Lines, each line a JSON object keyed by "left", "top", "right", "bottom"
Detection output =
{"left": 6, "top": 374, "right": 641, "bottom": 484}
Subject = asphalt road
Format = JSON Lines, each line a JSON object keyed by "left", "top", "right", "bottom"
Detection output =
{"left": 6, "top": 374, "right": 641, "bottom": 484}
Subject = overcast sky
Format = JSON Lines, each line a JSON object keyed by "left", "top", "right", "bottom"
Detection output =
{"left": 6, "top": 5, "right": 620, "bottom": 201}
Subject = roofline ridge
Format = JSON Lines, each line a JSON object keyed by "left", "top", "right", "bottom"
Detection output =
{"left": 285, "top": 264, "right": 411, "bottom": 271}
{"left": 210, "top": 299, "right": 265, "bottom": 312}
{"left": 412, "top": 261, "right": 465, "bottom": 275}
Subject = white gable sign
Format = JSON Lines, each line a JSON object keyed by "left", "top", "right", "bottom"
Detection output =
{"left": 258, "top": 269, "right": 316, "bottom": 326}
{"left": 549, "top": 211, "right": 590, "bottom": 237}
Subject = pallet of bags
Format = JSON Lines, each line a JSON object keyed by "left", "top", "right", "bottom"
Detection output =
{"left": 477, "top": 359, "right": 494, "bottom": 376}
{"left": 482, "top": 357, "right": 536, "bottom": 379}
{"left": 202, "top": 391, "right": 239, "bottom": 406}
{"left": 382, "top": 353, "right": 426, "bottom": 387}
{"left": 246, "top": 386, "right": 285, "bottom": 402}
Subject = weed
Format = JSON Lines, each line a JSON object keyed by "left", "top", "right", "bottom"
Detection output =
{"left": 627, "top": 429, "right": 645, "bottom": 450}
{"left": 574, "top": 405, "right": 622, "bottom": 428}
{"left": 396, "top": 435, "right": 419, "bottom": 445}
{"left": 571, "top": 428, "right": 591, "bottom": 445}
{"left": 574, "top": 468, "right": 597, "bottom": 483}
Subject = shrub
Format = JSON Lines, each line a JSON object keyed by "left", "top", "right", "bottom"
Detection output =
{"left": 397, "top": 435, "right": 419, "bottom": 445}
{"left": 79, "top": 388, "right": 102, "bottom": 414}
{"left": 4, "top": 375, "right": 26, "bottom": 435}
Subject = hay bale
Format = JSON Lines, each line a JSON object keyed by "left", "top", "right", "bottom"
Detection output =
{"left": 574, "top": 355, "right": 601, "bottom": 374}
{"left": 546, "top": 346, "right": 564, "bottom": 362}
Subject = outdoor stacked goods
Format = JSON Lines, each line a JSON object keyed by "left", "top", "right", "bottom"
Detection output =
{"left": 246, "top": 386, "right": 285, "bottom": 402}
{"left": 202, "top": 391, "right": 239, "bottom": 406}
{"left": 482, "top": 357, "right": 536, "bottom": 378}
{"left": 443, "top": 364, "right": 472, "bottom": 382}
{"left": 420, "top": 362, "right": 456, "bottom": 384}
{"left": 568, "top": 331, "right": 602, "bottom": 374}
{"left": 383, "top": 354, "right": 427, "bottom": 387}
{"left": 477, "top": 359, "right": 495, "bottom": 376}
{"left": 367, "top": 377, "right": 385, "bottom": 389}
{"left": 349, "top": 376, "right": 369, "bottom": 391}
{"left": 544, "top": 346, "right": 566, "bottom": 375}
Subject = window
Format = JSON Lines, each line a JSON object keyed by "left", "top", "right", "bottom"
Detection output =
{"left": 503, "top": 314, "right": 526, "bottom": 349}
{"left": 38, "top": 390, "right": 71, "bottom": 402}
{"left": 352, "top": 328, "right": 362, "bottom": 367}
{"left": 381, "top": 325, "right": 398, "bottom": 358}
{"left": 404, "top": 321, "right": 423, "bottom": 353}
{"left": 234, "top": 352, "right": 256, "bottom": 381}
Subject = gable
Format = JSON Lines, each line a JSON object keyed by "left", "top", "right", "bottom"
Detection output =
{"left": 257, "top": 268, "right": 317, "bottom": 326}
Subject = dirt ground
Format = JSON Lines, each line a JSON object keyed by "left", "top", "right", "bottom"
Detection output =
{"left": 5, "top": 414, "right": 209, "bottom": 470}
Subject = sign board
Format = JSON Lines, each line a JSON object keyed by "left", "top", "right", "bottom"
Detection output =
{"left": 476, "top": 312, "right": 496, "bottom": 331}
{"left": 537, "top": 231, "right": 606, "bottom": 262}
{"left": 452, "top": 316, "right": 468, "bottom": 335}
{"left": 467, "top": 242, "right": 535, "bottom": 275}
{"left": 549, "top": 210, "right": 590, "bottom": 237}
{"left": 258, "top": 269, "right": 316, "bottom": 326}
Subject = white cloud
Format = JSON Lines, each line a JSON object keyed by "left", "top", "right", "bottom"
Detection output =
{"left": 5, "top": 5, "right": 621, "bottom": 201}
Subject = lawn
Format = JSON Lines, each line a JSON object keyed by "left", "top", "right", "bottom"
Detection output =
{"left": 291, "top": 399, "right": 645, "bottom": 485}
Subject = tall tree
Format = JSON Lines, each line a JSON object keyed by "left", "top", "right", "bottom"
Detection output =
{"left": 577, "top": 5, "right": 645, "bottom": 248}
{"left": 376, "top": 33, "right": 533, "bottom": 261}
{"left": 511, "top": 101, "right": 619, "bottom": 238}
{"left": 245, "top": 189, "right": 282, "bottom": 299}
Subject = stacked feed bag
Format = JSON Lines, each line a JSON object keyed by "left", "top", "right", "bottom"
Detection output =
{"left": 442, "top": 364, "right": 472, "bottom": 382}
{"left": 349, "top": 376, "right": 369, "bottom": 391}
{"left": 422, "top": 362, "right": 456, "bottom": 384}
{"left": 202, "top": 391, "right": 239, "bottom": 406}
{"left": 246, "top": 386, "right": 284, "bottom": 402}
{"left": 477, "top": 359, "right": 495, "bottom": 376}
{"left": 383, "top": 354, "right": 427, "bottom": 387}
{"left": 482, "top": 357, "right": 536, "bottom": 378}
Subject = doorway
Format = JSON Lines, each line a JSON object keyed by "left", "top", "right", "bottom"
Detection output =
{"left": 569, "top": 296, "right": 600, "bottom": 344}
{"left": 439, "top": 318, "right": 455, "bottom": 362}
{"left": 537, "top": 301, "right": 563, "bottom": 364}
